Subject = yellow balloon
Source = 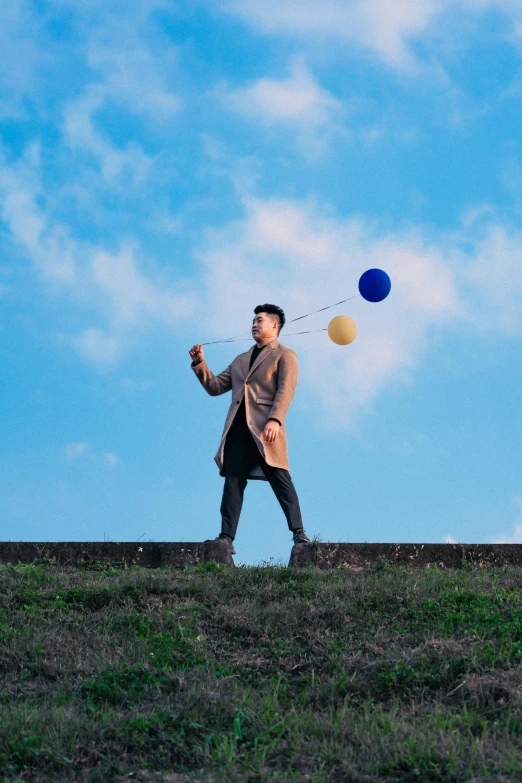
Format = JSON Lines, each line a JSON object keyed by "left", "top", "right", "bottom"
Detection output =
{"left": 328, "top": 315, "right": 358, "bottom": 345}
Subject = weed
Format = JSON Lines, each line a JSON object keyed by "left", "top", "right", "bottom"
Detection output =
{"left": 77, "top": 556, "right": 128, "bottom": 571}
{"left": 194, "top": 561, "right": 228, "bottom": 574}
{"left": 369, "top": 554, "right": 393, "bottom": 573}
{"left": 80, "top": 664, "right": 161, "bottom": 706}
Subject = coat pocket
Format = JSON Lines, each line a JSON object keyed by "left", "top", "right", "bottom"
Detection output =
{"left": 256, "top": 397, "right": 274, "bottom": 405}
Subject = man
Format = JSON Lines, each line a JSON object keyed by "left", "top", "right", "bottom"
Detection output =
{"left": 189, "top": 303, "right": 310, "bottom": 555}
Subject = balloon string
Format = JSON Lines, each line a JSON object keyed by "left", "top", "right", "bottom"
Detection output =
{"left": 287, "top": 295, "right": 356, "bottom": 323}
{"left": 200, "top": 295, "right": 355, "bottom": 346}
{"left": 284, "top": 328, "right": 328, "bottom": 336}
{"left": 203, "top": 328, "right": 328, "bottom": 344}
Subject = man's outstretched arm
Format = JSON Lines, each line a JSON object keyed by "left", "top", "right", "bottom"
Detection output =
{"left": 189, "top": 343, "right": 232, "bottom": 396}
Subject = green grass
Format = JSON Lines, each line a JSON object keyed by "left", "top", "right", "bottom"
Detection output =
{"left": 1, "top": 562, "right": 522, "bottom": 782}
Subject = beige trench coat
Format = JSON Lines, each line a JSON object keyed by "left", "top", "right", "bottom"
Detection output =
{"left": 192, "top": 338, "right": 299, "bottom": 480}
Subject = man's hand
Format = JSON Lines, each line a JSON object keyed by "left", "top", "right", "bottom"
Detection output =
{"left": 189, "top": 344, "right": 204, "bottom": 365}
{"left": 263, "top": 419, "right": 280, "bottom": 443}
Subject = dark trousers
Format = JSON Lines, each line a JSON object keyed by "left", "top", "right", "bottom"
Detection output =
{"left": 220, "top": 406, "right": 303, "bottom": 540}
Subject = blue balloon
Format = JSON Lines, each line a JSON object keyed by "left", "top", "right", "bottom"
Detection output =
{"left": 358, "top": 268, "right": 391, "bottom": 302}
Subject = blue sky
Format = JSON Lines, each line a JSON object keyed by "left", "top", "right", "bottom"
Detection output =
{"left": 2, "top": 0, "right": 522, "bottom": 564}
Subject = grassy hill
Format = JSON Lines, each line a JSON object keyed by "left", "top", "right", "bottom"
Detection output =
{"left": 1, "top": 560, "right": 522, "bottom": 783}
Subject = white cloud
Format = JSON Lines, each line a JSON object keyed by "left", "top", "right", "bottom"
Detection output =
{"left": 198, "top": 195, "right": 462, "bottom": 429}
{"left": 104, "top": 452, "right": 119, "bottom": 467}
{"left": 58, "top": 0, "right": 181, "bottom": 186}
{"left": 460, "top": 221, "right": 522, "bottom": 336}
{"left": 119, "top": 377, "right": 154, "bottom": 393}
{"left": 90, "top": 246, "right": 194, "bottom": 328}
{"left": 64, "top": 441, "right": 120, "bottom": 467}
{"left": 197, "top": 193, "right": 522, "bottom": 430}
{"left": 1, "top": 1, "right": 180, "bottom": 125}
{"left": 493, "top": 497, "right": 522, "bottom": 542}
{"left": 221, "top": 0, "right": 439, "bottom": 68}
{"left": 0, "top": 0, "right": 47, "bottom": 118}
{"left": 70, "top": 328, "right": 122, "bottom": 366}
{"left": 218, "top": 57, "right": 341, "bottom": 157}
{"left": 0, "top": 144, "right": 77, "bottom": 283}
{"left": 221, "top": 0, "right": 522, "bottom": 70}
{"left": 444, "top": 535, "right": 458, "bottom": 544}
{"left": 68, "top": 242, "right": 196, "bottom": 364}
{"left": 65, "top": 442, "right": 90, "bottom": 459}
{"left": 63, "top": 86, "right": 154, "bottom": 185}
{"left": 86, "top": 38, "right": 181, "bottom": 121}
{"left": 0, "top": 144, "right": 195, "bottom": 367}
{"left": 492, "top": 524, "right": 522, "bottom": 544}
{"left": 156, "top": 212, "right": 183, "bottom": 235}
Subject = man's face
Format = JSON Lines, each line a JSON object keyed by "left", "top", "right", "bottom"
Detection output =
{"left": 252, "top": 312, "right": 278, "bottom": 341}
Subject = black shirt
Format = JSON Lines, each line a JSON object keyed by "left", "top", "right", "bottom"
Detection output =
{"left": 249, "top": 341, "right": 269, "bottom": 369}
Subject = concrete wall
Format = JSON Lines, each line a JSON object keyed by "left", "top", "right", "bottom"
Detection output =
{"left": 289, "top": 543, "right": 522, "bottom": 569}
{"left": 0, "top": 541, "right": 234, "bottom": 568}
{"left": 1, "top": 542, "right": 522, "bottom": 569}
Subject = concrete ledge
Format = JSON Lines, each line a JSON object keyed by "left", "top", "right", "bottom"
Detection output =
{"left": 289, "top": 543, "right": 522, "bottom": 569}
{"left": 1, "top": 542, "right": 522, "bottom": 570}
{"left": 463, "top": 544, "right": 522, "bottom": 567}
{"left": 0, "top": 541, "right": 234, "bottom": 568}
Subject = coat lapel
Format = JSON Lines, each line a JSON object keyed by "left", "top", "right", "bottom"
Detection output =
{"left": 242, "top": 346, "right": 255, "bottom": 379}
{"left": 246, "top": 338, "right": 279, "bottom": 379}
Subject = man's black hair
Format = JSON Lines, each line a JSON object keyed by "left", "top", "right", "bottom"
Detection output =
{"left": 254, "top": 303, "right": 286, "bottom": 333}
